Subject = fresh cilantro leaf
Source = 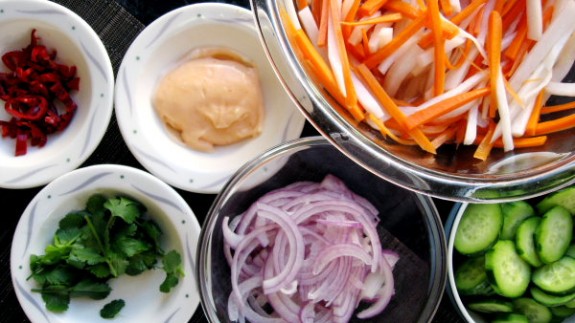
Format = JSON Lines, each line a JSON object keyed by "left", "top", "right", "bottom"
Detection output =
{"left": 42, "top": 244, "right": 72, "bottom": 265}
{"left": 44, "top": 265, "right": 77, "bottom": 286}
{"left": 54, "top": 227, "right": 82, "bottom": 246}
{"left": 140, "top": 220, "right": 163, "bottom": 252}
{"left": 160, "top": 250, "right": 184, "bottom": 293}
{"left": 88, "top": 263, "right": 112, "bottom": 279}
{"left": 162, "top": 250, "right": 183, "bottom": 275}
{"left": 86, "top": 194, "right": 107, "bottom": 216}
{"left": 69, "top": 245, "right": 105, "bottom": 265}
{"left": 69, "top": 280, "right": 111, "bottom": 300}
{"left": 100, "top": 299, "right": 125, "bottom": 319}
{"left": 106, "top": 251, "right": 129, "bottom": 278}
{"left": 58, "top": 211, "right": 87, "bottom": 229}
{"left": 40, "top": 286, "right": 70, "bottom": 313}
{"left": 159, "top": 273, "right": 180, "bottom": 293}
{"left": 104, "top": 197, "right": 142, "bottom": 224}
{"left": 125, "top": 251, "right": 158, "bottom": 276}
{"left": 114, "top": 236, "right": 150, "bottom": 258}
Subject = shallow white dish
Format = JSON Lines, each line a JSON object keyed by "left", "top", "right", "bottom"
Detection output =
{"left": 115, "top": 2, "right": 305, "bottom": 194}
{"left": 0, "top": 0, "right": 114, "bottom": 189}
{"left": 10, "top": 164, "right": 201, "bottom": 323}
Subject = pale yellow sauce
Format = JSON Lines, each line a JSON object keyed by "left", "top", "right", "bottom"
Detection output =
{"left": 153, "top": 48, "right": 264, "bottom": 152}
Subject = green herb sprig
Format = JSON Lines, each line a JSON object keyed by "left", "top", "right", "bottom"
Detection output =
{"left": 28, "top": 194, "right": 184, "bottom": 318}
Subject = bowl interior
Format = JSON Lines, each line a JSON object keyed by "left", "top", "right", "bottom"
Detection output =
{"left": 250, "top": 0, "right": 575, "bottom": 201}
{"left": 198, "top": 137, "right": 447, "bottom": 322}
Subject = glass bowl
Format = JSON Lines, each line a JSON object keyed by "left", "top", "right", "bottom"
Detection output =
{"left": 196, "top": 136, "right": 447, "bottom": 322}
{"left": 249, "top": 0, "right": 575, "bottom": 202}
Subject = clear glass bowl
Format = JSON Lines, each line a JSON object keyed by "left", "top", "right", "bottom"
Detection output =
{"left": 249, "top": 0, "right": 575, "bottom": 202}
{"left": 196, "top": 136, "right": 447, "bottom": 322}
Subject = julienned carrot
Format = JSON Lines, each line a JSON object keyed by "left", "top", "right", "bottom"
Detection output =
{"left": 405, "top": 87, "right": 490, "bottom": 130}
{"left": 317, "top": 0, "right": 329, "bottom": 46}
{"left": 540, "top": 101, "right": 575, "bottom": 115}
{"left": 358, "top": 0, "right": 390, "bottom": 17}
{"left": 429, "top": 0, "right": 446, "bottom": 96}
{"left": 289, "top": 0, "right": 575, "bottom": 160}
{"left": 356, "top": 64, "right": 437, "bottom": 154}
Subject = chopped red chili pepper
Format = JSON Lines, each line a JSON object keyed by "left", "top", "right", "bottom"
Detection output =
{"left": 0, "top": 29, "right": 80, "bottom": 156}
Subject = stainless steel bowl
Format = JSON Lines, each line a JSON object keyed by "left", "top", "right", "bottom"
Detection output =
{"left": 249, "top": 0, "right": 575, "bottom": 202}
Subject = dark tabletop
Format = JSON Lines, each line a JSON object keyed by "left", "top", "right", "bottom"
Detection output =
{"left": 0, "top": 0, "right": 463, "bottom": 322}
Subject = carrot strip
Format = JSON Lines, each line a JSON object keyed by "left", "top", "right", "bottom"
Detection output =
{"left": 439, "top": 0, "right": 454, "bottom": 16}
{"left": 317, "top": 0, "right": 329, "bottom": 47}
{"left": 431, "top": 126, "right": 458, "bottom": 149}
{"left": 356, "top": 64, "right": 437, "bottom": 153}
{"left": 361, "top": 28, "right": 371, "bottom": 56}
{"left": 525, "top": 90, "right": 544, "bottom": 136}
{"left": 535, "top": 114, "right": 575, "bottom": 135}
{"left": 358, "top": 0, "right": 390, "bottom": 17}
{"left": 487, "top": 11, "right": 502, "bottom": 117}
{"left": 428, "top": 0, "right": 446, "bottom": 96}
{"left": 501, "top": 0, "right": 520, "bottom": 16}
{"left": 473, "top": 122, "right": 496, "bottom": 160}
{"left": 312, "top": 0, "right": 323, "bottom": 24}
{"left": 475, "top": 134, "right": 548, "bottom": 148}
{"left": 296, "top": 0, "right": 309, "bottom": 11}
{"left": 340, "top": 13, "right": 403, "bottom": 26}
{"left": 405, "top": 87, "right": 490, "bottom": 130}
{"left": 364, "top": 13, "right": 427, "bottom": 68}
{"left": 368, "top": 114, "right": 417, "bottom": 145}
{"left": 342, "top": 0, "right": 362, "bottom": 39}
{"left": 541, "top": 101, "right": 575, "bottom": 115}
{"left": 383, "top": 0, "right": 423, "bottom": 19}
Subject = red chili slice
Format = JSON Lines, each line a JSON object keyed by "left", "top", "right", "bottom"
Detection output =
{"left": 0, "top": 29, "right": 79, "bottom": 156}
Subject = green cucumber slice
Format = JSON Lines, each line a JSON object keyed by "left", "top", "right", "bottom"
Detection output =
{"left": 535, "top": 206, "right": 573, "bottom": 264}
{"left": 492, "top": 313, "right": 529, "bottom": 323}
{"left": 531, "top": 286, "right": 575, "bottom": 307}
{"left": 501, "top": 201, "right": 536, "bottom": 240}
{"left": 537, "top": 186, "right": 575, "bottom": 215}
{"left": 455, "top": 203, "right": 503, "bottom": 255}
{"left": 532, "top": 257, "right": 575, "bottom": 294}
{"left": 516, "top": 216, "right": 543, "bottom": 267}
{"left": 455, "top": 256, "right": 492, "bottom": 295}
{"left": 513, "top": 298, "right": 552, "bottom": 323}
{"left": 468, "top": 299, "right": 513, "bottom": 313}
{"left": 485, "top": 240, "right": 531, "bottom": 298}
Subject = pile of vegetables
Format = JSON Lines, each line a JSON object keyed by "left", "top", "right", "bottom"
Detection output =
{"left": 223, "top": 175, "right": 398, "bottom": 322}
{"left": 453, "top": 186, "right": 575, "bottom": 323}
{"left": 28, "top": 194, "right": 184, "bottom": 319}
{"left": 286, "top": 0, "right": 575, "bottom": 160}
{"left": 0, "top": 29, "right": 79, "bottom": 156}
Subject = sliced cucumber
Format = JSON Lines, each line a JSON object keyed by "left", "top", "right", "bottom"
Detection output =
{"left": 468, "top": 298, "right": 514, "bottom": 313}
{"left": 531, "top": 286, "right": 575, "bottom": 307}
{"left": 565, "top": 243, "right": 575, "bottom": 259}
{"left": 532, "top": 257, "right": 575, "bottom": 294}
{"left": 516, "top": 216, "right": 543, "bottom": 267}
{"left": 566, "top": 298, "right": 575, "bottom": 309}
{"left": 486, "top": 240, "right": 531, "bottom": 298}
{"left": 455, "top": 203, "right": 503, "bottom": 255}
{"left": 501, "top": 201, "right": 536, "bottom": 240}
{"left": 492, "top": 313, "right": 529, "bottom": 323}
{"left": 455, "top": 256, "right": 493, "bottom": 295}
{"left": 549, "top": 305, "right": 575, "bottom": 318}
{"left": 535, "top": 206, "right": 573, "bottom": 264}
{"left": 513, "top": 298, "right": 553, "bottom": 323}
{"left": 537, "top": 186, "right": 575, "bottom": 215}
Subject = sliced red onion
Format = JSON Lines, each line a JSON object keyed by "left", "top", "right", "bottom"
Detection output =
{"left": 222, "top": 175, "right": 398, "bottom": 322}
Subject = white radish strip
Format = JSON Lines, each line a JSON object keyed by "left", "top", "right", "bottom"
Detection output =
{"left": 526, "top": 0, "right": 543, "bottom": 40}
{"left": 285, "top": 0, "right": 302, "bottom": 30}
{"left": 442, "top": 17, "right": 488, "bottom": 59}
{"left": 377, "top": 31, "right": 422, "bottom": 75}
{"left": 342, "top": 0, "right": 355, "bottom": 18}
{"left": 445, "top": 48, "right": 479, "bottom": 90}
{"left": 476, "top": 0, "right": 496, "bottom": 46}
{"left": 409, "top": 71, "right": 488, "bottom": 113}
{"left": 298, "top": 6, "right": 320, "bottom": 48}
{"left": 385, "top": 44, "right": 423, "bottom": 96}
{"left": 464, "top": 105, "right": 479, "bottom": 145}
{"left": 552, "top": 33, "right": 575, "bottom": 83}
{"left": 492, "top": 69, "right": 514, "bottom": 151}
{"left": 510, "top": 0, "right": 575, "bottom": 90}
{"left": 369, "top": 25, "right": 393, "bottom": 53}
{"left": 326, "top": 7, "right": 347, "bottom": 97}
{"left": 351, "top": 71, "right": 390, "bottom": 120}
{"left": 414, "top": 36, "right": 466, "bottom": 73}
{"left": 449, "top": 0, "right": 462, "bottom": 13}
{"left": 545, "top": 82, "right": 575, "bottom": 97}
{"left": 347, "top": 12, "right": 382, "bottom": 46}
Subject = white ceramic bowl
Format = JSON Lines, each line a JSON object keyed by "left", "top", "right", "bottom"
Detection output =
{"left": 114, "top": 2, "right": 306, "bottom": 194}
{"left": 0, "top": 0, "right": 114, "bottom": 189}
{"left": 10, "top": 164, "right": 201, "bottom": 323}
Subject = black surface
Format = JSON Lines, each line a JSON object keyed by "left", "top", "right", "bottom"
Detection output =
{"left": 0, "top": 0, "right": 461, "bottom": 322}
